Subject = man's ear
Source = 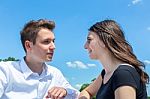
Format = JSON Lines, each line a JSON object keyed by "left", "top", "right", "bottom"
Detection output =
{"left": 25, "top": 40, "right": 33, "bottom": 52}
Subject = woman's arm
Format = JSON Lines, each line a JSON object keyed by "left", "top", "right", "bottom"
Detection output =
{"left": 115, "top": 86, "right": 136, "bottom": 99}
{"left": 78, "top": 74, "right": 102, "bottom": 99}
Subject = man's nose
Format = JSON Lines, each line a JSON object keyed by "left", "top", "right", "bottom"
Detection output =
{"left": 50, "top": 42, "right": 56, "bottom": 49}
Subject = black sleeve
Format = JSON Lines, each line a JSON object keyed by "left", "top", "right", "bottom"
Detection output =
{"left": 112, "top": 69, "right": 138, "bottom": 91}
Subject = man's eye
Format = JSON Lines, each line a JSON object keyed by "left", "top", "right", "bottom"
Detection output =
{"left": 43, "top": 39, "right": 55, "bottom": 44}
{"left": 52, "top": 39, "right": 55, "bottom": 43}
{"left": 43, "top": 40, "right": 50, "bottom": 44}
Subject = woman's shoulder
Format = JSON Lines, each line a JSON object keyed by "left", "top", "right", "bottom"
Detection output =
{"left": 115, "top": 64, "right": 138, "bottom": 75}
{"left": 112, "top": 64, "right": 147, "bottom": 98}
{"left": 113, "top": 64, "right": 140, "bottom": 80}
{"left": 111, "top": 64, "right": 141, "bottom": 90}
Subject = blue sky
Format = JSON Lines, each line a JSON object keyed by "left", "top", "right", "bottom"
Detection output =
{"left": 0, "top": 0, "right": 150, "bottom": 96}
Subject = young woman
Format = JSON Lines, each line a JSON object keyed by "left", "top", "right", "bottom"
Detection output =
{"left": 79, "top": 19, "right": 149, "bottom": 99}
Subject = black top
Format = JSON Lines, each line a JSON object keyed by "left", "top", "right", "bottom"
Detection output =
{"left": 96, "top": 65, "right": 147, "bottom": 99}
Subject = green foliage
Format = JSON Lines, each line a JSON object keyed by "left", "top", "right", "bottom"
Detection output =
{"left": 91, "top": 78, "right": 96, "bottom": 82}
{"left": 0, "top": 57, "right": 19, "bottom": 62}
{"left": 79, "top": 78, "right": 96, "bottom": 99}
{"left": 79, "top": 83, "right": 89, "bottom": 92}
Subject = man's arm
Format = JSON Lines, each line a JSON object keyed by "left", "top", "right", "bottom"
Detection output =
{"left": 45, "top": 68, "right": 79, "bottom": 99}
{"left": 0, "top": 63, "right": 8, "bottom": 98}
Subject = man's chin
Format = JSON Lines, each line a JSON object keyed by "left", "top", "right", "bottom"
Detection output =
{"left": 46, "top": 58, "right": 52, "bottom": 61}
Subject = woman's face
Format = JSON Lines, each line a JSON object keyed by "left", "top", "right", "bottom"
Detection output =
{"left": 84, "top": 31, "right": 105, "bottom": 60}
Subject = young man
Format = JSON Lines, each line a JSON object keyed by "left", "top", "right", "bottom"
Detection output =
{"left": 0, "top": 19, "right": 79, "bottom": 99}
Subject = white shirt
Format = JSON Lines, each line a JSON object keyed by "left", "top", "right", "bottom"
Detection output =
{"left": 0, "top": 58, "right": 79, "bottom": 99}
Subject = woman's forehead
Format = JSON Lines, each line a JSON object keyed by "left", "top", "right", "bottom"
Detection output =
{"left": 88, "top": 31, "right": 98, "bottom": 38}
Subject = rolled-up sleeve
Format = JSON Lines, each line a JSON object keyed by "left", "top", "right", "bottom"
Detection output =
{"left": 64, "top": 88, "right": 79, "bottom": 99}
{"left": 55, "top": 69, "right": 80, "bottom": 99}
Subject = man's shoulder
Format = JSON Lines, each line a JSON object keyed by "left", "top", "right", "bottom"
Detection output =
{"left": 47, "top": 64, "right": 60, "bottom": 71}
{"left": 0, "top": 61, "right": 20, "bottom": 71}
{"left": 46, "top": 64, "right": 62, "bottom": 74}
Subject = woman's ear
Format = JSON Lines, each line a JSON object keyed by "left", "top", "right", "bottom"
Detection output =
{"left": 101, "top": 42, "right": 105, "bottom": 48}
{"left": 98, "top": 39, "right": 105, "bottom": 48}
{"left": 25, "top": 40, "right": 33, "bottom": 52}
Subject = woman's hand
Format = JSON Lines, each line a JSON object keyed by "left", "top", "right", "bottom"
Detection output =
{"left": 78, "top": 90, "right": 90, "bottom": 99}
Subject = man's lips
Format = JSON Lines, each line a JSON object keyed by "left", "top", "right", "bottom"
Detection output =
{"left": 47, "top": 52, "right": 54, "bottom": 56}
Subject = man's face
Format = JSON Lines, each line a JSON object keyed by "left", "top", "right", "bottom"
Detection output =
{"left": 29, "top": 28, "right": 55, "bottom": 62}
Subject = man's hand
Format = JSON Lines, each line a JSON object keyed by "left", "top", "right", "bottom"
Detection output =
{"left": 46, "top": 87, "right": 67, "bottom": 99}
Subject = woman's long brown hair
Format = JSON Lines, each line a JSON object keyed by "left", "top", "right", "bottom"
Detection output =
{"left": 89, "top": 19, "right": 149, "bottom": 83}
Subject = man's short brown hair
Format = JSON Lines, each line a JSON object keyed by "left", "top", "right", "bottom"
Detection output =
{"left": 20, "top": 19, "right": 55, "bottom": 52}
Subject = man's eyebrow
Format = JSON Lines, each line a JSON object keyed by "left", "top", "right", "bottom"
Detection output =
{"left": 44, "top": 38, "right": 55, "bottom": 40}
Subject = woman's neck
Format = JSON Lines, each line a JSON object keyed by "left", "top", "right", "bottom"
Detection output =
{"left": 99, "top": 54, "right": 124, "bottom": 74}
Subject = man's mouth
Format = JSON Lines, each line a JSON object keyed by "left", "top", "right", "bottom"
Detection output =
{"left": 47, "top": 51, "right": 54, "bottom": 56}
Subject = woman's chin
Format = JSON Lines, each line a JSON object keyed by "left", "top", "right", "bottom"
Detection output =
{"left": 89, "top": 55, "right": 96, "bottom": 60}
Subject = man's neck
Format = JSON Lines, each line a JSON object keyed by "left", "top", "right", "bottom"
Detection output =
{"left": 24, "top": 57, "right": 44, "bottom": 75}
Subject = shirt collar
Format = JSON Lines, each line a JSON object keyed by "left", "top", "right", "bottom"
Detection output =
{"left": 20, "top": 57, "right": 51, "bottom": 79}
{"left": 40, "top": 63, "right": 51, "bottom": 78}
{"left": 20, "top": 57, "right": 33, "bottom": 79}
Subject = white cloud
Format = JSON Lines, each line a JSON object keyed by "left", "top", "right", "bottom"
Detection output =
{"left": 66, "top": 61, "right": 87, "bottom": 69}
{"left": 75, "top": 84, "right": 82, "bottom": 90}
{"left": 87, "top": 63, "right": 97, "bottom": 67}
{"left": 74, "top": 61, "right": 88, "bottom": 69}
{"left": 66, "top": 62, "right": 76, "bottom": 68}
{"left": 147, "top": 27, "right": 150, "bottom": 31}
{"left": 128, "top": 0, "right": 142, "bottom": 6}
{"left": 66, "top": 61, "right": 97, "bottom": 69}
{"left": 144, "top": 60, "right": 150, "bottom": 65}
{"left": 132, "top": 0, "right": 142, "bottom": 5}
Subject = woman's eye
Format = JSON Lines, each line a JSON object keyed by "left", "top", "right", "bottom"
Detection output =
{"left": 87, "top": 39, "right": 91, "bottom": 43}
